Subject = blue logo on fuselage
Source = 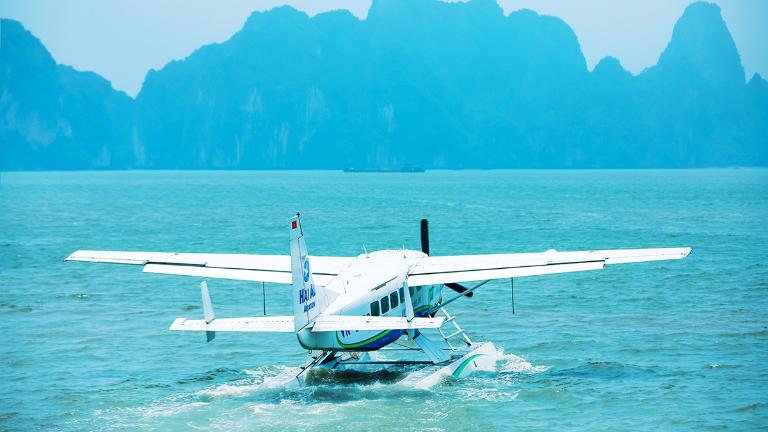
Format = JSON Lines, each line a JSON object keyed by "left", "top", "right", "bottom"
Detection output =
{"left": 303, "top": 260, "right": 310, "bottom": 282}
{"left": 299, "top": 259, "right": 316, "bottom": 310}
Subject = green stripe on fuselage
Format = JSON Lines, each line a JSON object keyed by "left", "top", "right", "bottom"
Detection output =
{"left": 336, "top": 329, "right": 393, "bottom": 349}
{"left": 413, "top": 304, "right": 435, "bottom": 314}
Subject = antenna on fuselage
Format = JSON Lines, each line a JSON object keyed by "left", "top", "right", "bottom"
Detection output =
{"left": 363, "top": 244, "right": 369, "bottom": 258}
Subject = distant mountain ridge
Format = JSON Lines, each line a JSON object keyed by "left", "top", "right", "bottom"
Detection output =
{"left": 0, "top": 19, "right": 134, "bottom": 169}
{"left": 1, "top": 0, "right": 766, "bottom": 169}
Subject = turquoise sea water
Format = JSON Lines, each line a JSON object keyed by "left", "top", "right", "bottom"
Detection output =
{"left": 1, "top": 169, "right": 766, "bottom": 431}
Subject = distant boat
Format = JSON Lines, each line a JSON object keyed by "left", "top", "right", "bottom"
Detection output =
{"left": 343, "top": 164, "right": 425, "bottom": 173}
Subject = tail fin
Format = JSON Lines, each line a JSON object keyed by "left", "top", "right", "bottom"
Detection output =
{"left": 200, "top": 281, "right": 216, "bottom": 342}
{"left": 290, "top": 214, "right": 324, "bottom": 332}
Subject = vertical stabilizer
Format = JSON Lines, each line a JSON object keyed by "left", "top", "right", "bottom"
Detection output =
{"left": 290, "top": 214, "right": 322, "bottom": 332}
{"left": 200, "top": 281, "right": 216, "bottom": 342}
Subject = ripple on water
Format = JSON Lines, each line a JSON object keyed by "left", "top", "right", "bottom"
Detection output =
{"left": 0, "top": 302, "right": 33, "bottom": 313}
{"left": 551, "top": 361, "right": 659, "bottom": 381}
{"left": 176, "top": 367, "right": 243, "bottom": 385}
{"left": 734, "top": 402, "right": 768, "bottom": 413}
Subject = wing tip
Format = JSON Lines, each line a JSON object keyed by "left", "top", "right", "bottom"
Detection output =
{"left": 65, "top": 250, "right": 85, "bottom": 261}
{"left": 63, "top": 250, "right": 149, "bottom": 265}
{"left": 169, "top": 318, "right": 188, "bottom": 330}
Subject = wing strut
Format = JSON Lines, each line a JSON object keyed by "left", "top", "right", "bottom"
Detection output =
{"left": 262, "top": 281, "right": 266, "bottom": 315}
{"left": 434, "top": 280, "right": 490, "bottom": 312}
{"left": 510, "top": 278, "right": 515, "bottom": 315}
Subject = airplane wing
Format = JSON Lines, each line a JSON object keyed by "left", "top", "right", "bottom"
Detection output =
{"left": 407, "top": 247, "right": 691, "bottom": 286}
{"left": 66, "top": 250, "right": 353, "bottom": 285}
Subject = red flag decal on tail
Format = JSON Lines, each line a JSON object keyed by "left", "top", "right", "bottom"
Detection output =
{"left": 292, "top": 221, "right": 297, "bottom": 229}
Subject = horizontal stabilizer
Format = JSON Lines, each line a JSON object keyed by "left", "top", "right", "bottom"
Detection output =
{"left": 170, "top": 316, "right": 294, "bottom": 332}
{"left": 311, "top": 315, "right": 444, "bottom": 332}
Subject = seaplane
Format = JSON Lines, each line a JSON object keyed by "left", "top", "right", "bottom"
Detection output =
{"left": 66, "top": 214, "right": 691, "bottom": 388}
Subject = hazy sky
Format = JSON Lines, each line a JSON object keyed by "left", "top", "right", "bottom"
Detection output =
{"left": 1, "top": 0, "right": 765, "bottom": 97}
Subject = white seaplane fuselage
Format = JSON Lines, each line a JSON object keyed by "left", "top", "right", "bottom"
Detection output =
{"left": 297, "top": 250, "right": 438, "bottom": 351}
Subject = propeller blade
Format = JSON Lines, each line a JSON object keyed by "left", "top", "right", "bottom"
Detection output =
{"left": 445, "top": 282, "right": 474, "bottom": 298}
{"left": 420, "top": 219, "right": 474, "bottom": 299}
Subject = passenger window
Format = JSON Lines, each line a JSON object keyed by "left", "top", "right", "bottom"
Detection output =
{"left": 390, "top": 292, "right": 399, "bottom": 308}
{"left": 381, "top": 296, "right": 390, "bottom": 314}
{"left": 370, "top": 301, "right": 380, "bottom": 316}
{"left": 399, "top": 287, "right": 405, "bottom": 303}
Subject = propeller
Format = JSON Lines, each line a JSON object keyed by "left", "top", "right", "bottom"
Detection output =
{"left": 420, "top": 219, "right": 473, "bottom": 298}
{"left": 420, "top": 219, "right": 430, "bottom": 256}
{"left": 445, "top": 282, "right": 473, "bottom": 297}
